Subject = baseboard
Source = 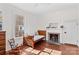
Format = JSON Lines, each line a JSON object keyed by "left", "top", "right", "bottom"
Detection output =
{"left": 64, "top": 43, "right": 78, "bottom": 47}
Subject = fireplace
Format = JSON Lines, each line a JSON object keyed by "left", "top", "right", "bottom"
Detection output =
{"left": 48, "top": 33, "right": 60, "bottom": 43}
{"left": 46, "top": 28, "right": 62, "bottom": 44}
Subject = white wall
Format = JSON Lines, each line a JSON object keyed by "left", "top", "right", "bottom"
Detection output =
{"left": 27, "top": 14, "right": 38, "bottom": 35}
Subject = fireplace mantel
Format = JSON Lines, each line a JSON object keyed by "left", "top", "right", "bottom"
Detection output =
{"left": 46, "top": 28, "right": 62, "bottom": 33}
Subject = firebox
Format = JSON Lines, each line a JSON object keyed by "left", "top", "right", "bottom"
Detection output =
{"left": 48, "top": 33, "right": 60, "bottom": 43}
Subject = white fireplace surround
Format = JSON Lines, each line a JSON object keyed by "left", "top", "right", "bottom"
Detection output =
{"left": 46, "top": 28, "right": 63, "bottom": 43}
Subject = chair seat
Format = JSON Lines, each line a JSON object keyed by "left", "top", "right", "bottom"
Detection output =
{"left": 34, "top": 35, "right": 45, "bottom": 41}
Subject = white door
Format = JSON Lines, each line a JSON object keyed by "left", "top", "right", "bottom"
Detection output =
{"left": 63, "top": 21, "right": 77, "bottom": 45}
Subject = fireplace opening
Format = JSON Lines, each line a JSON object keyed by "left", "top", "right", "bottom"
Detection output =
{"left": 48, "top": 33, "right": 60, "bottom": 43}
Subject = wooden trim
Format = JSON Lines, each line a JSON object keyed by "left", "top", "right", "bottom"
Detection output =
{"left": 64, "top": 43, "right": 78, "bottom": 47}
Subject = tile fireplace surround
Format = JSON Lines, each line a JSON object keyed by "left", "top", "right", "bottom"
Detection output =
{"left": 46, "top": 28, "right": 63, "bottom": 43}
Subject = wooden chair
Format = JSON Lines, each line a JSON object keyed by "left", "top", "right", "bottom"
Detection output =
{"left": 23, "top": 30, "right": 46, "bottom": 48}
{"left": 8, "top": 38, "right": 21, "bottom": 55}
{"left": 24, "top": 36, "right": 35, "bottom": 48}
{"left": 24, "top": 35, "right": 45, "bottom": 48}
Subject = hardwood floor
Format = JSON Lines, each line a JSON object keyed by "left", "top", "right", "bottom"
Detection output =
{"left": 7, "top": 40, "right": 79, "bottom": 55}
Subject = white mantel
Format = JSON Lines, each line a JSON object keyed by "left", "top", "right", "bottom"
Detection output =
{"left": 46, "top": 28, "right": 63, "bottom": 43}
{"left": 46, "top": 28, "right": 61, "bottom": 33}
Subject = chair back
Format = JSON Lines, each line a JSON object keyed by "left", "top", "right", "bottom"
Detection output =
{"left": 38, "top": 30, "right": 46, "bottom": 36}
{"left": 8, "top": 38, "right": 16, "bottom": 49}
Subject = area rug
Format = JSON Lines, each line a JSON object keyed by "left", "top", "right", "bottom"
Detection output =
{"left": 50, "top": 50, "right": 62, "bottom": 55}
{"left": 21, "top": 52, "right": 27, "bottom": 55}
{"left": 43, "top": 48, "right": 52, "bottom": 53}
{"left": 25, "top": 47, "right": 33, "bottom": 52}
{"left": 31, "top": 49, "right": 41, "bottom": 55}
{"left": 21, "top": 47, "right": 62, "bottom": 55}
{"left": 39, "top": 52, "right": 49, "bottom": 55}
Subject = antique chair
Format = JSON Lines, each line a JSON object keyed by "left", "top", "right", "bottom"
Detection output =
{"left": 8, "top": 38, "right": 21, "bottom": 55}
{"left": 24, "top": 36, "right": 34, "bottom": 48}
{"left": 24, "top": 34, "right": 45, "bottom": 48}
{"left": 23, "top": 30, "right": 46, "bottom": 48}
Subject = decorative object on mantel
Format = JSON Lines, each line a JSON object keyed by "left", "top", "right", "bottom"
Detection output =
{"left": 46, "top": 23, "right": 58, "bottom": 29}
{"left": 60, "top": 25, "right": 64, "bottom": 28}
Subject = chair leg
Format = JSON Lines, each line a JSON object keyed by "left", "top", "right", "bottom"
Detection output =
{"left": 32, "top": 44, "right": 34, "bottom": 49}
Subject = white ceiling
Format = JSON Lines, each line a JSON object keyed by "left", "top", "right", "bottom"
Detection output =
{"left": 11, "top": 3, "right": 78, "bottom": 14}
